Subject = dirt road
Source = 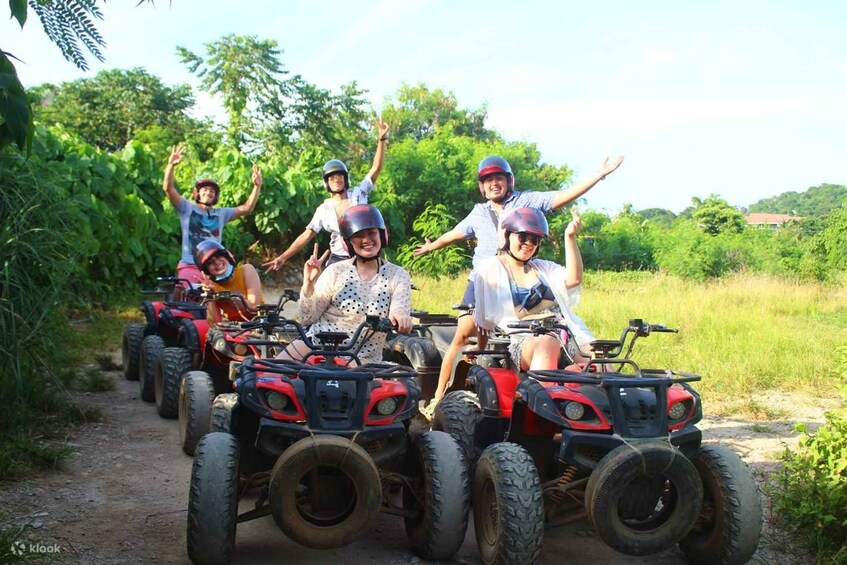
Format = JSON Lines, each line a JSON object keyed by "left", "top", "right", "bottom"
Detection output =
{"left": 0, "top": 355, "right": 825, "bottom": 564}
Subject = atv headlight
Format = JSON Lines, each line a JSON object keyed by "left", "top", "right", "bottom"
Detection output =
{"left": 563, "top": 401, "right": 585, "bottom": 420}
{"left": 668, "top": 402, "right": 686, "bottom": 420}
{"left": 265, "top": 391, "right": 289, "bottom": 411}
{"left": 212, "top": 335, "right": 227, "bottom": 353}
{"left": 232, "top": 343, "right": 248, "bottom": 356}
{"left": 376, "top": 397, "right": 398, "bottom": 416}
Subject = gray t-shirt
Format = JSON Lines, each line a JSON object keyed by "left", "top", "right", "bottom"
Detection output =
{"left": 176, "top": 197, "right": 237, "bottom": 266}
{"left": 454, "top": 190, "right": 557, "bottom": 270}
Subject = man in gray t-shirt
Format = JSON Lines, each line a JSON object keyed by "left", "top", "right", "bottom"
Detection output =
{"left": 413, "top": 154, "right": 625, "bottom": 411}
{"left": 163, "top": 144, "right": 263, "bottom": 284}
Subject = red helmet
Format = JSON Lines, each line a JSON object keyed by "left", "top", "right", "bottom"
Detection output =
{"left": 339, "top": 205, "right": 388, "bottom": 253}
{"left": 498, "top": 207, "right": 549, "bottom": 256}
{"left": 477, "top": 155, "right": 515, "bottom": 197}
{"left": 193, "top": 240, "right": 235, "bottom": 276}
{"left": 193, "top": 174, "right": 220, "bottom": 205}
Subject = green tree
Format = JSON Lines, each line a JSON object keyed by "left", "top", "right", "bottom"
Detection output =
{"left": 638, "top": 207, "right": 676, "bottom": 228}
{"left": 177, "top": 35, "right": 289, "bottom": 150}
{"left": 691, "top": 195, "right": 746, "bottom": 236}
{"left": 31, "top": 68, "right": 205, "bottom": 151}
{"left": 381, "top": 83, "right": 493, "bottom": 142}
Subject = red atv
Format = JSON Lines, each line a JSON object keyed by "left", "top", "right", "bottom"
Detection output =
{"left": 433, "top": 318, "right": 762, "bottom": 565}
{"left": 177, "top": 290, "right": 300, "bottom": 455}
{"left": 121, "top": 276, "right": 206, "bottom": 403}
{"left": 186, "top": 315, "right": 469, "bottom": 564}
{"left": 153, "top": 290, "right": 268, "bottom": 423}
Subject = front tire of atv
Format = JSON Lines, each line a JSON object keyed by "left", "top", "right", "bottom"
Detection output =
{"left": 586, "top": 442, "right": 703, "bottom": 556}
{"left": 431, "top": 390, "right": 481, "bottom": 466}
{"left": 211, "top": 393, "right": 238, "bottom": 434}
{"left": 139, "top": 335, "right": 165, "bottom": 402}
{"left": 187, "top": 432, "right": 239, "bottom": 565}
{"left": 404, "top": 430, "right": 470, "bottom": 560}
{"left": 156, "top": 347, "right": 192, "bottom": 419}
{"left": 122, "top": 323, "right": 145, "bottom": 381}
{"left": 268, "top": 435, "right": 382, "bottom": 549}
{"left": 473, "top": 442, "right": 545, "bottom": 565}
{"left": 679, "top": 444, "right": 762, "bottom": 565}
{"left": 179, "top": 371, "right": 216, "bottom": 456}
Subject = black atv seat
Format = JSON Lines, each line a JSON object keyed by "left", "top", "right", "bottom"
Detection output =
{"left": 164, "top": 301, "right": 206, "bottom": 312}
{"left": 589, "top": 339, "right": 622, "bottom": 356}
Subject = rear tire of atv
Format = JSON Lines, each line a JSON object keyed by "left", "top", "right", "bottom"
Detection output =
{"left": 404, "top": 431, "right": 470, "bottom": 560}
{"left": 268, "top": 435, "right": 381, "bottom": 549}
{"left": 187, "top": 432, "right": 239, "bottom": 565}
{"left": 586, "top": 442, "right": 703, "bottom": 556}
{"left": 679, "top": 444, "right": 762, "bottom": 565}
{"left": 431, "top": 390, "right": 481, "bottom": 466}
{"left": 122, "top": 323, "right": 145, "bottom": 381}
{"left": 473, "top": 442, "right": 545, "bottom": 565}
{"left": 139, "top": 335, "right": 165, "bottom": 402}
{"left": 211, "top": 393, "right": 238, "bottom": 434}
{"left": 179, "top": 371, "right": 216, "bottom": 456}
{"left": 156, "top": 347, "right": 192, "bottom": 419}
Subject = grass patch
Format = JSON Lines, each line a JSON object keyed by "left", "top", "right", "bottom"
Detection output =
{"left": 0, "top": 432, "right": 75, "bottom": 480}
{"left": 408, "top": 271, "right": 847, "bottom": 411}
{"left": 0, "top": 524, "right": 40, "bottom": 563}
{"left": 749, "top": 423, "right": 775, "bottom": 433}
{"left": 77, "top": 369, "right": 115, "bottom": 392}
{"left": 94, "top": 354, "right": 121, "bottom": 371}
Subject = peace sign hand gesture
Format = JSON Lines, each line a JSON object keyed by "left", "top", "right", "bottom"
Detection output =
{"left": 565, "top": 207, "right": 583, "bottom": 236}
{"left": 376, "top": 116, "right": 389, "bottom": 140}
{"left": 302, "top": 243, "right": 331, "bottom": 297}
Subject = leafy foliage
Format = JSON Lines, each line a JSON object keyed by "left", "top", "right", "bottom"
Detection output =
{"left": 382, "top": 83, "right": 493, "bottom": 142}
{"left": 396, "top": 202, "right": 468, "bottom": 277}
{"left": 27, "top": 0, "right": 106, "bottom": 71}
{"left": 772, "top": 388, "right": 847, "bottom": 563}
{"left": 31, "top": 68, "right": 206, "bottom": 151}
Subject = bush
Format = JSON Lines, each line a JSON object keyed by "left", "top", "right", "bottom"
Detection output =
{"left": 771, "top": 387, "right": 847, "bottom": 563}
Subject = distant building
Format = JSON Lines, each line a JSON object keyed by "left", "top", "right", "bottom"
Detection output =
{"left": 745, "top": 213, "right": 803, "bottom": 230}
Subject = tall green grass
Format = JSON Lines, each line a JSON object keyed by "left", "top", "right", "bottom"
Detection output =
{"left": 410, "top": 271, "right": 847, "bottom": 401}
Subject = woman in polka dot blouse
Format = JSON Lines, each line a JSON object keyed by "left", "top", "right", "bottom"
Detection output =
{"left": 281, "top": 205, "right": 413, "bottom": 365}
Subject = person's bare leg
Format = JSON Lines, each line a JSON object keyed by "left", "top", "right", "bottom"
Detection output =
{"left": 521, "top": 335, "right": 561, "bottom": 371}
{"left": 433, "top": 314, "right": 477, "bottom": 403}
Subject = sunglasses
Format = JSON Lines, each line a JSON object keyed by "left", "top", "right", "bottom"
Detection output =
{"left": 515, "top": 232, "right": 542, "bottom": 246}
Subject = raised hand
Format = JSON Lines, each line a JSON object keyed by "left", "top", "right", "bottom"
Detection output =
{"left": 303, "top": 243, "right": 330, "bottom": 287}
{"left": 412, "top": 237, "right": 432, "bottom": 256}
{"left": 565, "top": 207, "right": 583, "bottom": 236}
{"left": 376, "top": 116, "right": 389, "bottom": 140}
{"left": 252, "top": 163, "right": 263, "bottom": 188}
{"left": 169, "top": 144, "right": 186, "bottom": 166}
{"left": 598, "top": 155, "right": 625, "bottom": 178}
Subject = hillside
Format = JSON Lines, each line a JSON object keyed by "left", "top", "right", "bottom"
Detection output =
{"left": 748, "top": 183, "right": 847, "bottom": 216}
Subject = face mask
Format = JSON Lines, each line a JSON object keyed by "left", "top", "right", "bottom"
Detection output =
{"left": 211, "top": 263, "right": 234, "bottom": 282}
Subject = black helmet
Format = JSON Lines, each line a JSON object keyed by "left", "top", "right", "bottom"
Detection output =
{"left": 477, "top": 155, "right": 515, "bottom": 196}
{"left": 193, "top": 240, "right": 236, "bottom": 281}
{"left": 322, "top": 159, "right": 349, "bottom": 191}
{"left": 193, "top": 173, "right": 220, "bottom": 205}
{"left": 339, "top": 205, "right": 388, "bottom": 252}
{"left": 498, "top": 207, "right": 549, "bottom": 257}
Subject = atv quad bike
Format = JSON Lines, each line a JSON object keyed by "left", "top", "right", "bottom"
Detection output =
{"left": 433, "top": 318, "right": 762, "bottom": 565}
{"left": 186, "top": 315, "right": 470, "bottom": 565}
{"left": 177, "top": 290, "right": 300, "bottom": 455}
{"left": 121, "top": 276, "right": 205, "bottom": 403}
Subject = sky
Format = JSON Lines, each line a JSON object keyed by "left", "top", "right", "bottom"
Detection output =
{"left": 2, "top": 0, "right": 846, "bottom": 214}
